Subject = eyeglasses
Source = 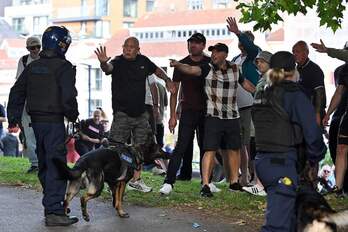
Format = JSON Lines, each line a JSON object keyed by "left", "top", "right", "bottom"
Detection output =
{"left": 323, "top": 170, "right": 330, "bottom": 173}
{"left": 27, "top": 45, "right": 41, "bottom": 51}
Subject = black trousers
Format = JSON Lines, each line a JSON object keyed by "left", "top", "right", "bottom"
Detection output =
{"left": 329, "top": 115, "right": 348, "bottom": 192}
{"left": 178, "top": 134, "right": 194, "bottom": 179}
{"left": 164, "top": 109, "right": 205, "bottom": 185}
{"left": 156, "top": 123, "right": 164, "bottom": 148}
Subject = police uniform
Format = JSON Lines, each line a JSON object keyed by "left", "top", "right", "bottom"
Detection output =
{"left": 252, "top": 52, "right": 326, "bottom": 232}
{"left": 7, "top": 26, "right": 79, "bottom": 225}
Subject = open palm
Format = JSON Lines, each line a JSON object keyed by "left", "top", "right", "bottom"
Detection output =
{"left": 94, "top": 46, "right": 110, "bottom": 63}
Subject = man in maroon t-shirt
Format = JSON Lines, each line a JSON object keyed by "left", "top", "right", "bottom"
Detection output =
{"left": 160, "top": 33, "right": 210, "bottom": 195}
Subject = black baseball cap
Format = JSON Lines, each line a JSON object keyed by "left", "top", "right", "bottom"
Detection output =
{"left": 187, "top": 32, "right": 206, "bottom": 44}
{"left": 208, "top": 43, "right": 229, "bottom": 54}
{"left": 270, "top": 51, "right": 296, "bottom": 71}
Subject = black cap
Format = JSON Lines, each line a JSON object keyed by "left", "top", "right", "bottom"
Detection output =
{"left": 208, "top": 43, "right": 229, "bottom": 54}
{"left": 187, "top": 32, "right": 206, "bottom": 44}
{"left": 270, "top": 51, "right": 296, "bottom": 71}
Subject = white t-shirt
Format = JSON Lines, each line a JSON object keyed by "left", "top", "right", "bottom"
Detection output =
{"left": 145, "top": 74, "right": 156, "bottom": 105}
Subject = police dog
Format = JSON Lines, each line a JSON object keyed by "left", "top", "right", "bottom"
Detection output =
{"left": 54, "top": 136, "right": 169, "bottom": 221}
{"left": 297, "top": 163, "right": 348, "bottom": 232}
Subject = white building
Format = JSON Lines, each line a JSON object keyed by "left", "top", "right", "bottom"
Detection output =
{"left": 4, "top": 0, "right": 51, "bottom": 36}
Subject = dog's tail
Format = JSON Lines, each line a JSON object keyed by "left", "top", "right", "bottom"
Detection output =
{"left": 53, "top": 158, "right": 83, "bottom": 180}
{"left": 323, "top": 210, "right": 348, "bottom": 228}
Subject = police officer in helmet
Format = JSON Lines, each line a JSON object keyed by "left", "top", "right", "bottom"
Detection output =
{"left": 252, "top": 51, "right": 326, "bottom": 231}
{"left": 7, "top": 26, "right": 79, "bottom": 226}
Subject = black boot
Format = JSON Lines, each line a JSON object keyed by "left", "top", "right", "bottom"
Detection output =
{"left": 45, "top": 214, "right": 78, "bottom": 227}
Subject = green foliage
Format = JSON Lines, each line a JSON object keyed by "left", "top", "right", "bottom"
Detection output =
{"left": 234, "top": 0, "right": 347, "bottom": 32}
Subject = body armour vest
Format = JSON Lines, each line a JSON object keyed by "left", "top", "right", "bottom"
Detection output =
{"left": 252, "top": 81, "right": 303, "bottom": 153}
{"left": 26, "top": 58, "right": 71, "bottom": 116}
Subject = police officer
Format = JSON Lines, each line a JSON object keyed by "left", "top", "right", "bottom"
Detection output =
{"left": 252, "top": 51, "right": 326, "bottom": 232}
{"left": 7, "top": 26, "right": 79, "bottom": 226}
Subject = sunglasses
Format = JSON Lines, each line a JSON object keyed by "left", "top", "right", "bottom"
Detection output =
{"left": 28, "top": 45, "right": 41, "bottom": 50}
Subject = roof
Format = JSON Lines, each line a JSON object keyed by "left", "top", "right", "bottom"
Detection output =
{"left": 0, "top": 49, "right": 17, "bottom": 69}
{"left": 2, "top": 38, "right": 26, "bottom": 48}
{"left": 133, "top": 9, "right": 240, "bottom": 28}
{"left": 91, "top": 29, "right": 233, "bottom": 58}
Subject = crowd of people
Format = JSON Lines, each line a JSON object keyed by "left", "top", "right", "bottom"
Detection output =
{"left": 3, "top": 14, "right": 348, "bottom": 231}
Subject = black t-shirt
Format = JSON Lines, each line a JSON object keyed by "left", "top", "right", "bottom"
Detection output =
{"left": 337, "top": 64, "right": 348, "bottom": 111}
{"left": 297, "top": 59, "right": 325, "bottom": 101}
{"left": 173, "top": 55, "right": 210, "bottom": 111}
{"left": 110, "top": 54, "right": 157, "bottom": 117}
{"left": 79, "top": 118, "right": 104, "bottom": 148}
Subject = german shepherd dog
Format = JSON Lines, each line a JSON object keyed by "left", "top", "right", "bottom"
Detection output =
{"left": 296, "top": 163, "right": 348, "bottom": 232}
{"left": 54, "top": 136, "right": 169, "bottom": 222}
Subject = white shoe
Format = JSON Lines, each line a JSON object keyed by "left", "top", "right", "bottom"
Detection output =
{"left": 242, "top": 185, "right": 267, "bottom": 196}
{"left": 159, "top": 183, "right": 173, "bottom": 195}
{"left": 208, "top": 183, "right": 221, "bottom": 193}
{"left": 152, "top": 166, "right": 166, "bottom": 176}
{"left": 128, "top": 179, "right": 152, "bottom": 193}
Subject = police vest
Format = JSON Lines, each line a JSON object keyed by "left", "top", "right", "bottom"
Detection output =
{"left": 252, "top": 81, "right": 303, "bottom": 153}
{"left": 26, "top": 58, "right": 71, "bottom": 117}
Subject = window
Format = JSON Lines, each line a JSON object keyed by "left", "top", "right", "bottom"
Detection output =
{"left": 188, "top": 30, "right": 192, "bottom": 36}
{"left": 140, "top": 33, "right": 143, "bottom": 39}
{"left": 92, "top": 69, "right": 102, "bottom": 91}
{"left": 95, "top": 20, "right": 110, "bottom": 38}
{"left": 187, "top": 0, "right": 203, "bottom": 10}
{"left": 160, "top": 32, "right": 163, "bottom": 38}
{"left": 33, "top": 16, "right": 48, "bottom": 35}
{"left": 216, "top": 29, "right": 220, "bottom": 36}
{"left": 145, "top": 32, "right": 148, "bottom": 39}
{"left": 122, "top": 21, "right": 134, "bottom": 28}
{"left": 123, "top": 0, "right": 138, "bottom": 18}
{"left": 222, "top": 28, "right": 226, "bottom": 35}
{"left": 155, "top": 32, "right": 158, "bottom": 38}
{"left": 213, "top": 0, "right": 229, "bottom": 8}
{"left": 146, "top": 0, "right": 155, "bottom": 12}
{"left": 178, "top": 31, "right": 181, "bottom": 37}
{"left": 80, "top": 21, "right": 87, "bottom": 37}
{"left": 12, "top": 18, "right": 25, "bottom": 34}
{"left": 81, "top": 0, "right": 88, "bottom": 16}
{"left": 206, "top": 29, "right": 210, "bottom": 36}
{"left": 96, "top": 0, "right": 108, "bottom": 16}
{"left": 183, "top": 31, "right": 186, "bottom": 37}
{"left": 90, "top": 99, "right": 102, "bottom": 116}
{"left": 211, "top": 29, "right": 215, "bottom": 36}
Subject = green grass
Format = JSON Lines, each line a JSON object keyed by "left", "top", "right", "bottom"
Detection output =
{"left": 1, "top": 156, "right": 348, "bottom": 226}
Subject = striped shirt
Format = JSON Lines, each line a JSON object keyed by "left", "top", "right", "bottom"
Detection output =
{"left": 201, "top": 62, "right": 243, "bottom": 119}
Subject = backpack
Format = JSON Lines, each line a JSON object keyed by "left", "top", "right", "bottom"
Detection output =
{"left": 22, "top": 55, "right": 29, "bottom": 67}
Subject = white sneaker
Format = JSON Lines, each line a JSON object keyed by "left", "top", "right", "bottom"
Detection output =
{"left": 159, "top": 183, "right": 173, "bottom": 195}
{"left": 128, "top": 179, "right": 152, "bottom": 193}
{"left": 208, "top": 183, "right": 221, "bottom": 193}
{"left": 242, "top": 185, "right": 267, "bottom": 196}
{"left": 152, "top": 166, "right": 166, "bottom": 176}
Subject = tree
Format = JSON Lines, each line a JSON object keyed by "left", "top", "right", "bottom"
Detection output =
{"left": 235, "top": 0, "right": 347, "bottom": 32}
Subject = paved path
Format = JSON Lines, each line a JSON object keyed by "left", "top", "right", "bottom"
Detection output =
{"left": 0, "top": 186, "right": 239, "bottom": 232}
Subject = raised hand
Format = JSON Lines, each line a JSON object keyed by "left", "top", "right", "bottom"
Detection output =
{"left": 226, "top": 17, "right": 240, "bottom": 35}
{"left": 310, "top": 39, "right": 328, "bottom": 53}
{"left": 94, "top": 46, "right": 111, "bottom": 64}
